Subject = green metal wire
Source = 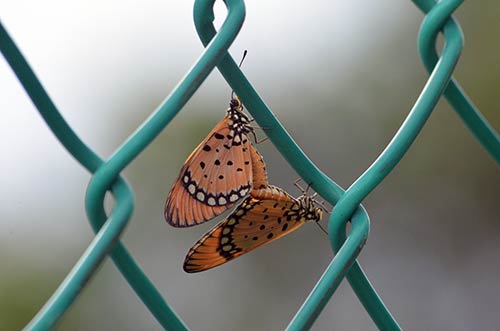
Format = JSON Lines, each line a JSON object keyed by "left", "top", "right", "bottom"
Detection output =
{"left": 415, "top": 0, "right": 500, "bottom": 165}
{"left": 0, "top": 22, "right": 187, "bottom": 331}
{"left": 1, "top": 0, "right": 499, "bottom": 330}
{"left": 193, "top": 1, "right": 398, "bottom": 330}
{"left": 1, "top": 0, "right": 247, "bottom": 328}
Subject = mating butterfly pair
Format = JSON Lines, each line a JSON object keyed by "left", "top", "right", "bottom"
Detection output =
{"left": 164, "top": 97, "right": 323, "bottom": 273}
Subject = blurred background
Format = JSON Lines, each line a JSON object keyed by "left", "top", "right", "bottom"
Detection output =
{"left": 1, "top": 0, "right": 499, "bottom": 330}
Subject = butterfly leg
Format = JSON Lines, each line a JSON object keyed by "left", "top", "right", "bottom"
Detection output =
{"left": 250, "top": 130, "right": 269, "bottom": 144}
{"left": 254, "top": 136, "right": 269, "bottom": 144}
{"left": 293, "top": 178, "right": 313, "bottom": 194}
{"left": 315, "top": 221, "right": 329, "bottom": 235}
{"left": 293, "top": 178, "right": 305, "bottom": 193}
{"left": 315, "top": 199, "right": 331, "bottom": 214}
{"left": 248, "top": 120, "right": 272, "bottom": 131}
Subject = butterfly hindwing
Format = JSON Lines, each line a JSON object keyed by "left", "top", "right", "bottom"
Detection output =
{"left": 183, "top": 185, "right": 322, "bottom": 273}
{"left": 165, "top": 176, "right": 229, "bottom": 227}
{"left": 248, "top": 143, "right": 268, "bottom": 191}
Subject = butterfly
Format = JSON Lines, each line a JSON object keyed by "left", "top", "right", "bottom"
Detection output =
{"left": 183, "top": 185, "right": 323, "bottom": 273}
{"left": 164, "top": 96, "right": 268, "bottom": 227}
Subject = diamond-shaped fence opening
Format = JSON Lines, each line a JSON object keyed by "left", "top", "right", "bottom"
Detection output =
{"left": 1, "top": 0, "right": 499, "bottom": 330}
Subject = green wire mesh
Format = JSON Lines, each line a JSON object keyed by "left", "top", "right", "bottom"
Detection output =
{"left": 1, "top": 0, "right": 499, "bottom": 330}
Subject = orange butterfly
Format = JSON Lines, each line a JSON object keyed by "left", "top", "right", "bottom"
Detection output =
{"left": 165, "top": 97, "right": 268, "bottom": 227}
{"left": 183, "top": 185, "right": 323, "bottom": 273}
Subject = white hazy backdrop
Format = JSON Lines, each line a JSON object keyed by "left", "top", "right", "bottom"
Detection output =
{"left": 1, "top": 1, "right": 499, "bottom": 330}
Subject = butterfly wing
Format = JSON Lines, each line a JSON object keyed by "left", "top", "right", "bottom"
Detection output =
{"left": 165, "top": 115, "right": 267, "bottom": 227}
{"left": 183, "top": 186, "right": 312, "bottom": 273}
{"left": 248, "top": 142, "right": 268, "bottom": 191}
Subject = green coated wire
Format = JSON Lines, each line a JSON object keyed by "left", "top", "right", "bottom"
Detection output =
{"left": 197, "top": 0, "right": 499, "bottom": 329}
{"left": 330, "top": 0, "right": 498, "bottom": 263}
{"left": 415, "top": 0, "right": 500, "bottom": 165}
{"left": 1, "top": 0, "right": 248, "bottom": 328}
{"left": 3, "top": 0, "right": 498, "bottom": 329}
{"left": 0, "top": 22, "right": 187, "bottom": 331}
{"left": 288, "top": 207, "right": 371, "bottom": 331}
{"left": 326, "top": 1, "right": 469, "bottom": 330}
{"left": 291, "top": 3, "right": 500, "bottom": 327}
{"left": 329, "top": 0, "right": 498, "bottom": 327}
{"left": 330, "top": 0, "right": 465, "bottom": 248}
{"left": 85, "top": 0, "right": 245, "bottom": 242}
{"left": 1, "top": 0, "right": 250, "bottom": 328}
{"left": 193, "top": 0, "right": 399, "bottom": 330}
{"left": 83, "top": 0, "right": 245, "bottom": 328}
{"left": 31, "top": 0, "right": 244, "bottom": 329}
{"left": 294, "top": 0, "right": 498, "bottom": 328}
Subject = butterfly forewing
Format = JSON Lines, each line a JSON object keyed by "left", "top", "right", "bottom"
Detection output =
{"left": 165, "top": 98, "right": 268, "bottom": 227}
{"left": 183, "top": 185, "right": 322, "bottom": 273}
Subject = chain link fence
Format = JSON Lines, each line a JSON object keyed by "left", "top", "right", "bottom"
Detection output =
{"left": 1, "top": 0, "right": 499, "bottom": 330}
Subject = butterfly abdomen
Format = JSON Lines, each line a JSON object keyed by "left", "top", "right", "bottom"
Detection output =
{"left": 250, "top": 185, "right": 291, "bottom": 201}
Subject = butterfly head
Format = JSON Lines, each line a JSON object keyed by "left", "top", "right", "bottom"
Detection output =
{"left": 298, "top": 195, "right": 323, "bottom": 223}
{"left": 229, "top": 96, "right": 243, "bottom": 112}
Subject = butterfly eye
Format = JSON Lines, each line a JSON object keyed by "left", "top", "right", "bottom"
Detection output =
{"left": 230, "top": 98, "right": 241, "bottom": 108}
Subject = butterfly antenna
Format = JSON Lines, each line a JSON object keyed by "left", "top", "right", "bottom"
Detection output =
{"left": 238, "top": 49, "right": 248, "bottom": 67}
{"left": 231, "top": 50, "right": 248, "bottom": 99}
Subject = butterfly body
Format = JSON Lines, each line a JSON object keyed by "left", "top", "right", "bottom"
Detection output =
{"left": 165, "top": 97, "right": 268, "bottom": 227}
{"left": 183, "top": 185, "right": 323, "bottom": 273}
